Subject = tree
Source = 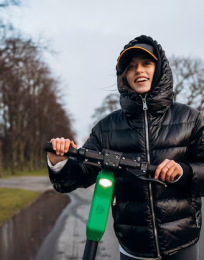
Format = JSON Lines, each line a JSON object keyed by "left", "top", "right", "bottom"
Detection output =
{"left": 92, "top": 93, "right": 120, "bottom": 125}
{"left": 0, "top": 26, "right": 74, "bottom": 175}
{"left": 169, "top": 56, "right": 204, "bottom": 113}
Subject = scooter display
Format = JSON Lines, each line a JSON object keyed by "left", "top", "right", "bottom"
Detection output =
{"left": 45, "top": 142, "right": 167, "bottom": 260}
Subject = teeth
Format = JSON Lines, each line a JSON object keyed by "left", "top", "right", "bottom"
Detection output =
{"left": 136, "top": 78, "right": 147, "bottom": 82}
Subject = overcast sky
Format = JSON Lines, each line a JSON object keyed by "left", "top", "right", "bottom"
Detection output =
{"left": 3, "top": 0, "right": 204, "bottom": 146}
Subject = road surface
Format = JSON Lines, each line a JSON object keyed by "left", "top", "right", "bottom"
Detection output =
{"left": 0, "top": 176, "right": 52, "bottom": 191}
{"left": 36, "top": 185, "right": 120, "bottom": 260}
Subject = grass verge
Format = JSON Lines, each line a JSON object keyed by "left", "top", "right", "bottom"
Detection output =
{"left": 0, "top": 187, "right": 40, "bottom": 227}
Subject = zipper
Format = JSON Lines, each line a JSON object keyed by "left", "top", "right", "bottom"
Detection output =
{"left": 142, "top": 96, "right": 148, "bottom": 110}
{"left": 140, "top": 95, "right": 162, "bottom": 260}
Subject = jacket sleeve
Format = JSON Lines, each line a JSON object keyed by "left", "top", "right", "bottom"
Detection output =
{"left": 187, "top": 112, "right": 204, "bottom": 196}
{"left": 48, "top": 122, "right": 103, "bottom": 193}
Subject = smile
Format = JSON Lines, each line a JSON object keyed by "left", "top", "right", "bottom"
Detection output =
{"left": 135, "top": 77, "right": 148, "bottom": 83}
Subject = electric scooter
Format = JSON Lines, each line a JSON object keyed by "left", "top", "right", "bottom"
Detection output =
{"left": 45, "top": 142, "right": 167, "bottom": 260}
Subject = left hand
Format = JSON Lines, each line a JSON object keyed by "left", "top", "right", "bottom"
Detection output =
{"left": 154, "top": 159, "right": 182, "bottom": 182}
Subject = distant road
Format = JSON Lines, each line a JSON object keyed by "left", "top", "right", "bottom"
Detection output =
{"left": 0, "top": 176, "right": 52, "bottom": 191}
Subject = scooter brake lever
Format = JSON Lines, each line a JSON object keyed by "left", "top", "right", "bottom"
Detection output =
{"left": 126, "top": 168, "right": 167, "bottom": 187}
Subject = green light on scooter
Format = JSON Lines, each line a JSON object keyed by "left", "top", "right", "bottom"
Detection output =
{"left": 99, "top": 178, "right": 112, "bottom": 187}
{"left": 86, "top": 169, "right": 115, "bottom": 242}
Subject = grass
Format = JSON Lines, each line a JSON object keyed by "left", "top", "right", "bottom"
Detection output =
{"left": 0, "top": 187, "right": 40, "bottom": 227}
{"left": 1, "top": 168, "right": 49, "bottom": 179}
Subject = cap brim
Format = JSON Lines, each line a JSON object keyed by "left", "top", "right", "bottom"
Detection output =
{"left": 117, "top": 46, "right": 158, "bottom": 71}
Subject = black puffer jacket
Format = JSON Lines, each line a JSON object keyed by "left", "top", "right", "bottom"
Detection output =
{"left": 48, "top": 36, "right": 204, "bottom": 259}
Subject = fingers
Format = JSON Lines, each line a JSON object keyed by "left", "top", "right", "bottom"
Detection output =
{"left": 50, "top": 138, "right": 77, "bottom": 156}
{"left": 55, "top": 138, "right": 62, "bottom": 155}
{"left": 64, "top": 139, "right": 70, "bottom": 153}
{"left": 70, "top": 141, "right": 77, "bottom": 148}
{"left": 169, "top": 169, "right": 182, "bottom": 182}
{"left": 50, "top": 138, "right": 56, "bottom": 150}
{"left": 154, "top": 159, "right": 170, "bottom": 180}
{"left": 160, "top": 160, "right": 176, "bottom": 182}
{"left": 154, "top": 159, "right": 182, "bottom": 182}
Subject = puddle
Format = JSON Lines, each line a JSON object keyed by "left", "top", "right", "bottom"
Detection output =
{"left": 0, "top": 189, "right": 70, "bottom": 260}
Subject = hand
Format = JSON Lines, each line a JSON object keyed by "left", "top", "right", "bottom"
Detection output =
{"left": 154, "top": 159, "right": 182, "bottom": 182}
{"left": 48, "top": 137, "right": 77, "bottom": 166}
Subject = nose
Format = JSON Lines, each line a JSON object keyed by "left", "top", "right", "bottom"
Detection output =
{"left": 135, "top": 63, "right": 144, "bottom": 74}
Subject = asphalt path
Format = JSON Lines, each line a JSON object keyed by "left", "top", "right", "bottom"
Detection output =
{"left": 0, "top": 176, "right": 204, "bottom": 259}
{"left": 0, "top": 176, "right": 53, "bottom": 191}
{"left": 36, "top": 186, "right": 120, "bottom": 260}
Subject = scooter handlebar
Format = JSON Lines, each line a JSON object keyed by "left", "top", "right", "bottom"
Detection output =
{"left": 44, "top": 141, "right": 158, "bottom": 175}
{"left": 147, "top": 164, "right": 157, "bottom": 174}
{"left": 44, "top": 141, "right": 167, "bottom": 186}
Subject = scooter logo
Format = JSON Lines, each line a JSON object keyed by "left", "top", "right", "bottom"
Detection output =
{"left": 96, "top": 205, "right": 105, "bottom": 214}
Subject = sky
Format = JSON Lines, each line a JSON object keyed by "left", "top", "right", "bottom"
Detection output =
{"left": 2, "top": 0, "right": 204, "bottom": 146}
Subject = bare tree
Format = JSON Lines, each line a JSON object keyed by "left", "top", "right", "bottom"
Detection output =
{"left": 169, "top": 56, "right": 204, "bottom": 113}
{"left": 92, "top": 93, "right": 120, "bottom": 125}
{"left": 0, "top": 27, "right": 74, "bottom": 175}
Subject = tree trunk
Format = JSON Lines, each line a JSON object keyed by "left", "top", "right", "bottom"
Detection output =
{"left": 19, "top": 141, "right": 25, "bottom": 172}
{"left": 0, "top": 140, "right": 3, "bottom": 177}
{"left": 10, "top": 134, "right": 16, "bottom": 175}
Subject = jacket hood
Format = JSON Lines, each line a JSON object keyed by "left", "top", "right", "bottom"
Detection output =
{"left": 116, "top": 35, "right": 174, "bottom": 116}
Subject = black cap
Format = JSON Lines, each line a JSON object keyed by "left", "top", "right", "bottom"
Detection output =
{"left": 117, "top": 43, "right": 158, "bottom": 72}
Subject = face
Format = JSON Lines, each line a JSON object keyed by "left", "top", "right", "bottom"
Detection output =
{"left": 125, "top": 54, "right": 156, "bottom": 94}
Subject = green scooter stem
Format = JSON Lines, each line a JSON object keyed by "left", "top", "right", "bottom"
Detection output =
{"left": 83, "top": 169, "right": 115, "bottom": 260}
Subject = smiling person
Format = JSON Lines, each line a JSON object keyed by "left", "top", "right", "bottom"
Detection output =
{"left": 47, "top": 35, "right": 204, "bottom": 260}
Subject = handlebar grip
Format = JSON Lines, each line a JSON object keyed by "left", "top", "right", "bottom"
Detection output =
{"left": 147, "top": 164, "right": 157, "bottom": 174}
{"left": 44, "top": 141, "right": 78, "bottom": 157}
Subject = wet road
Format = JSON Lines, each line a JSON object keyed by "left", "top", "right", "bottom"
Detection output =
{"left": 1, "top": 176, "right": 204, "bottom": 259}
{"left": 0, "top": 189, "right": 70, "bottom": 260}
{"left": 36, "top": 186, "right": 120, "bottom": 260}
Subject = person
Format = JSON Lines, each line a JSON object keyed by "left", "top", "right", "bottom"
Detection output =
{"left": 47, "top": 35, "right": 204, "bottom": 260}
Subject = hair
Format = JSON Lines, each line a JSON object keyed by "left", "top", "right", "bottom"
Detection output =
{"left": 118, "top": 65, "right": 131, "bottom": 91}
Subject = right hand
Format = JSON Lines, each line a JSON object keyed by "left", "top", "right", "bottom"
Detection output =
{"left": 48, "top": 137, "right": 77, "bottom": 166}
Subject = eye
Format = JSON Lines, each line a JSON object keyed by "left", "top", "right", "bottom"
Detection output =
{"left": 144, "top": 61, "right": 151, "bottom": 65}
{"left": 127, "top": 64, "right": 135, "bottom": 70}
{"left": 144, "top": 61, "right": 153, "bottom": 66}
